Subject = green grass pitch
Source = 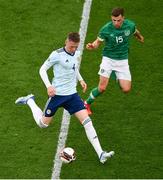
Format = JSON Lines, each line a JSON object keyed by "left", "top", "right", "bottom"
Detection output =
{"left": 0, "top": 0, "right": 163, "bottom": 178}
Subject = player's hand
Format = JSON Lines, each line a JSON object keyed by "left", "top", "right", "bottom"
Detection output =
{"left": 86, "top": 43, "right": 95, "bottom": 50}
{"left": 139, "top": 35, "right": 144, "bottom": 43}
{"left": 80, "top": 80, "right": 87, "bottom": 93}
{"left": 135, "top": 35, "right": 144, "bottom": 43}
{"left": 47, "top": 86, "right": 56, "bottom": 97}
{"left": 134, "top": 29, "right": 144, "bottom": 43}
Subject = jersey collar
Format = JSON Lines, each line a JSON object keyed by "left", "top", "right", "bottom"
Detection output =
{"left": 63, "top": 47, "right": 75, "bottom": 56}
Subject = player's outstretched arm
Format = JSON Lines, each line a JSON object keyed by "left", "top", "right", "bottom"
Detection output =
{"left": 134, "top": 29, "right": 144, "bottom": 43}
{"left": 86, "top": 38, "right": 102, "bottom": 50}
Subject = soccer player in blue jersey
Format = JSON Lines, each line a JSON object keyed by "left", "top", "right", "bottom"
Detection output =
{"left": 15, "top": 32, "right": 114, "bottom": 163}
{"left": 84, "top": 7, "right": 144, "bottom": 115}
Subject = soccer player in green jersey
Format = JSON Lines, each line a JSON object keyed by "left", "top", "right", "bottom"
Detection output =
{"left": 84, "top": 7, "right": 144, "bottom": 115}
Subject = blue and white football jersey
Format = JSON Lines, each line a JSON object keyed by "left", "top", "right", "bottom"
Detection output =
{"left": 42, "top": 48, "right": 81, "bottom": 95}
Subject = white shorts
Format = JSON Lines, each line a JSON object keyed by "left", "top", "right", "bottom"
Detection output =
{"left": 98, "top": 56, "right": 131, "bottom": 81}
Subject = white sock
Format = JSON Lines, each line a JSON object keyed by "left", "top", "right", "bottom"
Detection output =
{"left": 82, "top": 117, "right": 103, "bottom": 158}
{"left": 27, "top": 98, "right": 48, "bottom": 128}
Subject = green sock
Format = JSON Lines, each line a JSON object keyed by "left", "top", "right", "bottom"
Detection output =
{"left": 86, "top": 87, "right": 102, "bottom": 104}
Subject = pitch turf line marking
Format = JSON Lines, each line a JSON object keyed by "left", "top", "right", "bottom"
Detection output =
{"left": 51, "top": 0, "right": 92, "bottom": 179}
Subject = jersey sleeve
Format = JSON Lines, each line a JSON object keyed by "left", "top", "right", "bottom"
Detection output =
{"left": 76, "top": 69, "right": 83, "bottom": 81}
{"left": 39, "top": 51, "right": 59, "bottom": 88}
{"left": 75, "top": 50, "right": 81, "bottom": 58}
{"left": 98, "top": 24, "right": 108, "bottom": 41}
{"left": 74, "top": 50, "right": 82, "bottom": 70}
{"left": 43, "top": 51, "right": 59, "bottom": 69}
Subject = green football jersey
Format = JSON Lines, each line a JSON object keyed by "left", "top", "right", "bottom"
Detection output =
{"left": 98, "top": 19, "right": 136, "bottom": 60}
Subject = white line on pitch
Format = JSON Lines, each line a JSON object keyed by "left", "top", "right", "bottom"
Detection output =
{"left": 51, "top": 0, "right": 92, "bottom": 179}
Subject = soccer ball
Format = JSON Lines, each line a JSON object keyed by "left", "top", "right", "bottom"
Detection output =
{"left": 60, "top": 147, "right": 76, "bottom": 163}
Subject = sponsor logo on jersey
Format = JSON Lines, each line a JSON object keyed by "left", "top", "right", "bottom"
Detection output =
{"left": 124, "top": 29, "right": 130, "bottom": 36}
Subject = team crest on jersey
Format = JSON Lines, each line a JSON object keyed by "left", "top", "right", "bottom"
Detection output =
{"left": 124, "top": 29, "right": 130, "bottom": 36}
{"left": 46, "top": 109, "right": 51, "bottom": 115}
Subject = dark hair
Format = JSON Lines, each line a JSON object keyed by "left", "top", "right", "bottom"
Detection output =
{"left": 111, "top": 7, "right": 124, "bottom": 17}
{"left": 67, "top": 32, "right": 80, "bottom": 42}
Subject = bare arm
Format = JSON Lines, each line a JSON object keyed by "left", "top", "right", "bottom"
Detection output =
{"left": 134, "top": 29, "right": 144, "bottom": 43}
{"left": 86, "top": 38, "right": 103, "bottom": 50}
